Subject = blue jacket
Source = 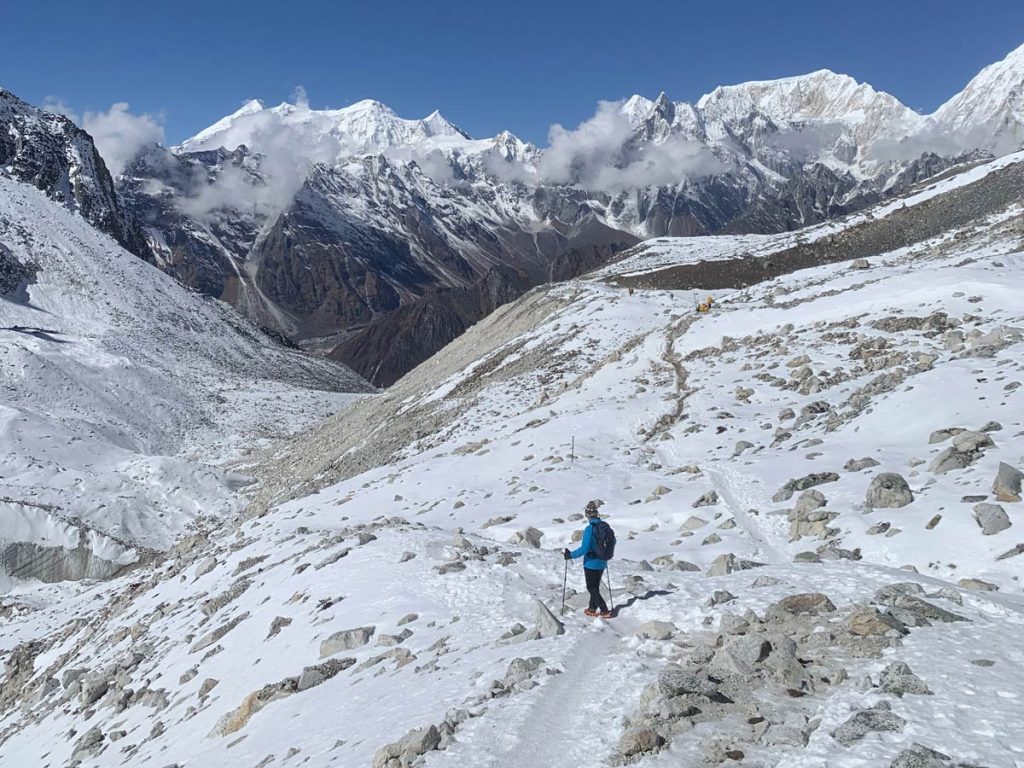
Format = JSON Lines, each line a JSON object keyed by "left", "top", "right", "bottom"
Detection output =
{"left": 569, "top": 517, "right": 607, "bottom": 570}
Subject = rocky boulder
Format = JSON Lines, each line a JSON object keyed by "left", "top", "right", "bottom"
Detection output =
{"left": 973, "top": 503, "right": 1011, "bottom": 535}
{"left": 992, "top": 462, "right": 1023, "bottom": 502}
{"left": 866, "top": 473, "right": 914, "bottom": 508}
{"left": 320, "top": 626, "right": 375, "bottom": 658}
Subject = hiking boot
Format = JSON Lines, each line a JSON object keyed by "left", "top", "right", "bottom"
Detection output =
{"left": 599, "top": 610, "right": 614, "bottom": 619}
{"left": 584, "top": 608, "right": 599, "bottom": 617}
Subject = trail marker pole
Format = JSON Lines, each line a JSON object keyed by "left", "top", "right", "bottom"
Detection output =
{"left": 606, "top": 565, "right": 615, "bottom": 614}
{"left": 561, "top": 558, "right": 569, "bottom": 616}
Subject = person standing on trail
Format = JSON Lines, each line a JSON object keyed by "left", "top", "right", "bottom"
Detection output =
{"left": 563, "top": 501, "right": 615, "bottom": 618}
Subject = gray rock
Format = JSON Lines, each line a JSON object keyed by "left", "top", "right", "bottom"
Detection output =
{"left": 866, "top": 473, "right": 914, "bottom": 508}
{"left": 845, "top": 607, "right": 908, "bottom": 636}
{"left": 320, "top": 626, "right": 375, "bottom": 658}
{"left": 850, "top": 258, "right": 870, "bottom": 270}
{"left": 952, "top": 430, "right": 994, "bottom": 453}
{"left": 928, "top": 427, "right": 965, "bottom": 444}
{"left": 503, "top": 657, "right": 545, "bottom": 686}
{"left": 507, "top": 527, "right": 543, "bottom": 548}
{"left": 794, "top": 489, "right": 826, "bottom": 514}
{"left": 680, "top": 515, "right": 708, "bottom": 531}
{"left": 658, "top": 668, "right": 720, "bottom": 698}
{"left": 973, "top": 503, "right": 1011, "bottom": 535}
{"left": 706, "top": 590, "right": 736, "bottom": 607}
{"left": 707, "top": 553, "right": 764, "bottom": 577}
{"left": 992, "top": 462, "right": 1023, "bottom": 502}
{"left": 979, "top": 420, "right": 1003, "bottom": 432}
{"left": 833, "top": 708, "right": 906, "bottom": 746}
{"left": 372, "top": 725, "right": 441, "bottom": 768}
{"left": 534, "top": 600, "right": 565, "bottom": 638}
{"left": 878, "top": 661, "right": 931, "bottom": 696}
{"left": 845, "top": 457, "right": 880, "bottom": 472}
{"left": 619, "top": 727, "right": 665, "bottom": 758}
{"left": 768, "top": 593, "right": 836, "bottom": 620}
{"left": 692, "top": 490, "right": 719, "bottom": 508}
{"left": 793, "top": 551, "right": 822, "bottom": 563}
{"left": 733, "top": 440, "right": 755, "bottom": 457}
{"left": 929, "top": 447, "right": 973, "bottom": 474}
{"left": 773, "top": 472, "right": 840, "bottom": 502}
{"left": 957, "top": 578, "right": 998, "bottom": 591}
{"left": 890, "top": 743, "right": 958, "bottom": 768}
{"left": 634, "top": 621, "right": 677, "bottom": 641}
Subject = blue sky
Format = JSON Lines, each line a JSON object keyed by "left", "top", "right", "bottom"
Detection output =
{"left": 4, "top": 0, "right": 1023, "bottom": 145}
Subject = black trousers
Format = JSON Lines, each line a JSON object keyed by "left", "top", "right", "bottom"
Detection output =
{"left": 584, "top": 567, "right": 608, "bottom": 612}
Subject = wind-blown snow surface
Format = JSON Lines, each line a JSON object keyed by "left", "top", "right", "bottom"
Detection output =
{"left": 0, "top": 176, "right": 369, "bottom": 579}
{"left": 2, "top": 156, "right": 1024, "bottom": 767}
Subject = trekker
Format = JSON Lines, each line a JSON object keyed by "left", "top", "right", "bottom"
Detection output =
{"left": 563, "top": 501, "right": 614, "bottom": 618}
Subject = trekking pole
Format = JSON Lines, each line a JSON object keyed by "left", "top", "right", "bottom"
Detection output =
{"left": 606, "top": 564, "right": 615, "bottom": 614}
{"left": 561, "top": 558, "right": 568, "bottom": 616}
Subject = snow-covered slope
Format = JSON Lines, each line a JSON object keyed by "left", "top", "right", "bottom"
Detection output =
{"left": 2, "top": 146, "right": 1022, "bottom": 768}
{"left": 0, "top": 174, "right": 370, "bottom": 584}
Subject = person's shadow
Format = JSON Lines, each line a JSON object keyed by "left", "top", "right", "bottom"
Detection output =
{"left": 608, "top": 587, "right": 674, "bottom": 617}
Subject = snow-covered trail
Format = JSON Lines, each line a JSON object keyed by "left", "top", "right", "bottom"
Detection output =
{"left": 435, "top": 615, "right": 652, "bottom": 768}
{"left": 704, "top": 465, "right": 786, "bottom": 564}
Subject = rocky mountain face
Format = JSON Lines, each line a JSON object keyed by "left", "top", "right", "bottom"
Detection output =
{"left": 0, "top": 89, "right": 151, "bottom": 257}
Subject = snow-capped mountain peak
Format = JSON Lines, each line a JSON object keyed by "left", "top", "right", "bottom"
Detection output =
{"left": 178, "top": 96, "right": 470, "bottom": 159}
{"left": 933, "top": 42, "right": 1024, "bottom": 153}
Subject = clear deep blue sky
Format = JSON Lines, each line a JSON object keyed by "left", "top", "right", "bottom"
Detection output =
{"left": 4, "top": 0, "right": 1023, "bottom": 145}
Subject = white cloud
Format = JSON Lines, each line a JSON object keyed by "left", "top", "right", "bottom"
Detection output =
{"left": 492, "top": 100, "right": 728, "bottom": 192}
{"left": 81, "top": 103, "right": 165, "bottom": 175}
{"left": 42, "top": 97, "right": 80, "bottom": 123}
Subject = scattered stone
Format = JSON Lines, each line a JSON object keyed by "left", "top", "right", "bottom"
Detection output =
{"left": 534, "top": 600, "right": 565, "bottom": 638}
{"left": 733, "top": 440, "right": 755, "bottom": 457}
{"left": 399, "top": 552, "right": 416, "bottom": 563}
{"left": 635, "top": 621, "right": 677, "bottom": 641}
{"left": 702, "top": 533, "right": 722, "bottom": 545}
{"left": 680, "top": 515, "right": 708, "bottom": 531}
{"left": 992, "top": 462, "right": 1023, "bottom": 502}
{"left": 692, "top": 490, "right": 719, "bottom": 508}
{"left": 707, "top": 553, "right": 764, "bottom": 577}
{"left": 794, "top": 489, "right": 826, "bottom": 514}
{"left": 508, "top": 527, "right": 543, "bottom": 548}
{"left": 925, "top": 515, "right": 942, "bottom": 530}
{"left": 437, "top": 561, "right": 466, "bottom": 575}
{"left": 773, "top": 473, "right": 839, "bottom": 502}
{"left": 866, "top": 473, "right": 914, "bottom": 509}
{"left": 973, "top": 503, "right": 1011, "bottom": 535}
{"left": 706, "top": 590, "right": 736, "bottom": 607}
{"left": 833, "top": 707, "right": 905, "bottom": 746}
{"left": 878, "top": 661, "right": 931, "bottom": 696}
{"left": 767, "top": 593, "right": 836, "bottom": 621}
{"left": 619, "top": 727, "right": 665, "bottom": 758}
{"left": 979, "top": 420, "right": 1003, "bottom": 432}
{"left": 845, "top": 457, "right": 880, "bottom": 472}
{"left": 371, "top": 725, "right": 441, "bottom": 768}
{"left": 957, "top": 578, "right": 998, "bottom": 591}
{"left": 793, "top": 551, "right": 822, "bottom": 563}
{"left": 267, "top": 616, "right": 292, "bottom": 639}
{"left": 996, "top": 543, "right": 1024, "bottom": 560}
{"left": 849, "top": 258, "right": 870, "bottom": 270}
{"left": 398, "top": 613, "right": 419, "bottom": 626}
{"left": 845, "top": 608, "right": 908, "bottom": 636}
{"left": 658, "top": 668, "right": 721, "bottom": 698}
{"left": 928, "top": 427, "right": 965, "bottom": 444}
{"left": 320, "top": 627, "right": 375, "bottom": 658}
{"left": 890, "top": 743, "right": 957, "bottom": 768}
